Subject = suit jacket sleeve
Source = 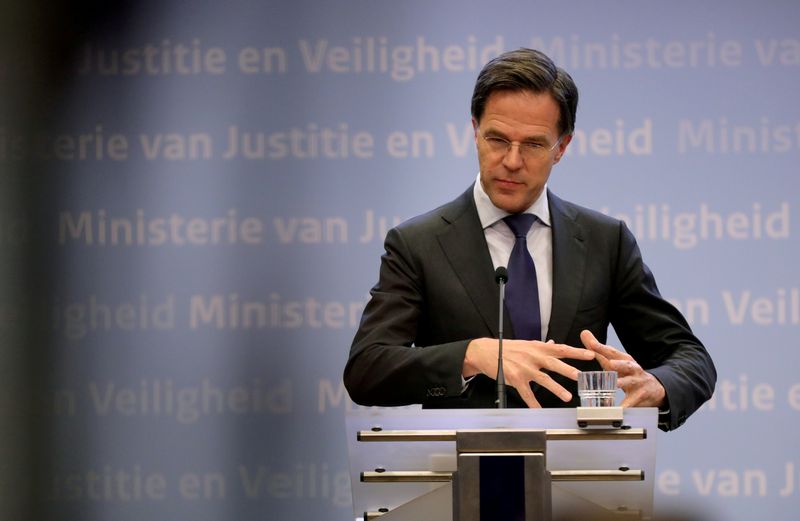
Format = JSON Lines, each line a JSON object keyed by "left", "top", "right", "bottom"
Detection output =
{"left": 343, "top": 224, "right": 473, "bottom": 406}
{"left": 609, "top": 221, "right": 716, "bottom": 431}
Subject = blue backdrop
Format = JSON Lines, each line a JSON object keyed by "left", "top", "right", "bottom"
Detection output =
{"left": 13, "top": 1, "right": 800, "bottom": 520}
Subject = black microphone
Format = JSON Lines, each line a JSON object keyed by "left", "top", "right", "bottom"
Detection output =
{"left": 494, "top": 267, "right": 508, "bottom": 408}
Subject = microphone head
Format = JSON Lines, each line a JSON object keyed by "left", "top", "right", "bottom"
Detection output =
{"left": 494, "top": 266, "right": 508, "bottom": 284}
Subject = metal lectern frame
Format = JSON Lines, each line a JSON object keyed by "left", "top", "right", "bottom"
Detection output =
{"left": 346, "top": 407, "right": 657, "bottom": 521}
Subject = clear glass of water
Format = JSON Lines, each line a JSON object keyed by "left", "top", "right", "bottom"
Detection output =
{"left": 577, "top": 371, "right": 618, "bottom": 407}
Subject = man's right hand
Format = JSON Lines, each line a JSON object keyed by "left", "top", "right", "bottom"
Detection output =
{"left": 462, "top": 338, "right": 596, "bottom": 408}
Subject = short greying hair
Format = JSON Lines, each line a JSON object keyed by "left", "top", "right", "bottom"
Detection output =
{"left": 471, "top": 48, "right": 579, "bottom": 137}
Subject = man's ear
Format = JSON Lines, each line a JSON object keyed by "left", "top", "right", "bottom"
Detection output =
{"left": 471, "top": 117, "right": 479, "bottom": 144}
{"left": 553, "top": 133, "right": 572, "bottom": 164}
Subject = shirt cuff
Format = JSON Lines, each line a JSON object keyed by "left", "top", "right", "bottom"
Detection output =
{"left": 657, "top": 407, "right": 670, "bottom": 430}
{"left": 461, "top": 375, "right": 476, "bottom": 393}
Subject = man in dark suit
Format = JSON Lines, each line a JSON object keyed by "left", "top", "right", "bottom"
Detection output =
{"left": 343, "top": 48, "right": 715, "bottom": 431}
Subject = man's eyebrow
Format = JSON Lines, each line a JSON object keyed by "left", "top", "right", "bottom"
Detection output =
{"left": 484, "top": 128, "right": 550, "bottom": 143}
{"left": 481, "top": 128, "right": 507, "bottom": 138}
{"left": 521, "top": 133, "right": 552, "bottom": 143}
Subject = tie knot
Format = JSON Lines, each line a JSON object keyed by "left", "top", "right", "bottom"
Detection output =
{"left": 503, "top": 213, "right": 537, "bottom": 238}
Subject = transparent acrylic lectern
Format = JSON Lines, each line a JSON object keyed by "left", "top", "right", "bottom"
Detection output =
{"left": 346, "top": 407, "right": 657, "bottom": 521}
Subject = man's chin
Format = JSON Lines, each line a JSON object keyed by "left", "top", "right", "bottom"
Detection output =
{"left": 489, "top": 193, "right": 529, "bottom": 214}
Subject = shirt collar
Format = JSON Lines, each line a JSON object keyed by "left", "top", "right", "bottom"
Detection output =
{"left": 473, "top": 172, "right": 551, "bottom": 229}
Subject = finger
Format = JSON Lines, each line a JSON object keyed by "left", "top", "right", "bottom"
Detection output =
{"left": 530, "top": 372, "right": 573, "bottom": 403}
{"left": 622, "top": 389, "right": 661, "bottom": 408}
{"left": 620, "top": 392, "right": 642, "bottom": 408}
{"left": 546, "top": 339, "right": 555, "bottom": 344}
{"left": 580, "top": 330, "right": 630, "bottom": 360}
{"left": 593, "top": 351, "right": 614, "bottom": 371}
{"left": 621, "top": 376, "right": 665, "bottom": 408}
{"left": 544, "top": 342, "right": 596, "bottom": 361}
{"left": 579, "top": 329, "right": 601, "bottom": 349}
{"left": 618, "top": 378, "right": 641, "bottom": 406}
{"left": 542, "top": 358, "right": 583, "bottom": 381}
{"left": 606, "top": 358, "right": 641, "bottom": 376}
{"left": 617, "top": 375, "right": 638, "bottom": 390}
{"left": 516, "top": 382, "right": 541, "bottom": 408}
{"left": 503, "top": 363, "right": 542, "bottom": 408}
{"left": 585, "top": 341, "right": 627, "bottom": 359}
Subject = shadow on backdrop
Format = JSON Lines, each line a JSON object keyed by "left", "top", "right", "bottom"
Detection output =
{"left": 0, "top": 2, "right": 135, "bottom": 519}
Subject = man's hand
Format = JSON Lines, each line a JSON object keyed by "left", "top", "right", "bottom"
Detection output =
{"left": 579, "top": 330, "right": 666, "bottom": 408}
{"left": 463, "top": 338, "right": 595, "bottom": 408}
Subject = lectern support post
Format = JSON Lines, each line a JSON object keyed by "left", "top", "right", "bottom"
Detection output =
{"left": 453, "top": 430, "right": 551, "bottom": 521}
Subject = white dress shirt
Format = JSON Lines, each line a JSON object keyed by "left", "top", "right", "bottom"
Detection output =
{"left": 473, "top": 173, "right": 553, "bottom": 340}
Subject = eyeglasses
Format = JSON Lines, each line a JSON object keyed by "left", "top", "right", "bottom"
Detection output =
{"left": 479, "top": 130, "right": 562, "bottom": 160}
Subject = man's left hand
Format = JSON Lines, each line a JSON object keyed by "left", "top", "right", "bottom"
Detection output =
{"left": 579, "top": 330, "right": 666, "bottom": 408}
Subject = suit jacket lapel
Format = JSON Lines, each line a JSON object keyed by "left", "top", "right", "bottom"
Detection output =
{"left": 548, "top": 190, "right": 587, "bottom": 342}
{"left": 436, "top": 186, "right": 505, "bottom": 337}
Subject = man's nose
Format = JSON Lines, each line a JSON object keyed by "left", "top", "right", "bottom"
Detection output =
{"left": 502, "top": 143, "right": 524, "bottom": 170}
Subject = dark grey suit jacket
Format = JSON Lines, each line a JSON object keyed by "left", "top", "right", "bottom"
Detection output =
{"left": 344, "top": 185, "right": 715, "bottom": 431}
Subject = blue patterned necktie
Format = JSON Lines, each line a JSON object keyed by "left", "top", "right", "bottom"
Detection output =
{"left": 503, "top": 214, "right": 541, "bottom": 341}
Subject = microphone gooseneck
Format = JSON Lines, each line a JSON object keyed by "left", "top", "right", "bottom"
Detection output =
{"left": 494, "top": 266, "right": 508, "bottom": 408}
